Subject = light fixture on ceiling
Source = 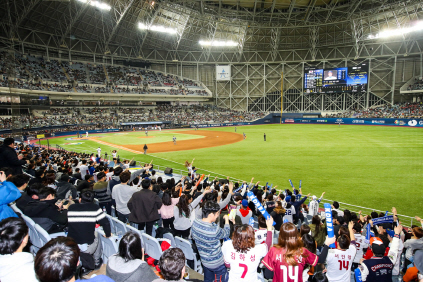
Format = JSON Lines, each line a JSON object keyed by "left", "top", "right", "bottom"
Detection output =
{"left": 199, "top": 40, "right": 238, "bottom": 47}
{"left": 368, "top": 21, "right": 423, "bottom": 39}
{"left": 138, "top": 23, "right": 177, "bottom": 34}
{"left": 76, "top": 0, "right": 111, "bottom": 11}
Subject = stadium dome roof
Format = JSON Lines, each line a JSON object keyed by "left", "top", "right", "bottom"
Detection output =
{"left": 1, "top": 0, "right": 423, "bottom": 61}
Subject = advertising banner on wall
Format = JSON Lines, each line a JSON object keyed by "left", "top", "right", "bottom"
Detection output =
{"left": 216, "top": 65, "right": 231, "bottom": 81}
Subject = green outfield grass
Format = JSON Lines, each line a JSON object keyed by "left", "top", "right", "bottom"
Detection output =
{"left": 41, "top": 125, "right": 423, "bottom": 218}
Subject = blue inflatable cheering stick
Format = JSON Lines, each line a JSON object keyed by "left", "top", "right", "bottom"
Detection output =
{"left": 247, "top": 191, "right": 275, "bottom": 226}
{"left": 323, "top": 203, "right": 336, "bottom": 248}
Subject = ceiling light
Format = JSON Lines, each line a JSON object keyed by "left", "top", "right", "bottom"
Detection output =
{"left": 199, "top": 40, "right": 238, "bottom": 47}
{"left": 138, "top": 23, "right": 177, "bottom": 34}
{"left": 77, "top": 0, "right": 111, "bottom": 11}
{"left": 368, "top": 21, "right": 423, "bottom": 39}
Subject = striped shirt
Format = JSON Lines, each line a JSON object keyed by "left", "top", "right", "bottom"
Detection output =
{"left": 191, "top": 218, "right": 230, "bottom": 269}
{"left": 67, "top": 202, "right": 111, "bottom": 244}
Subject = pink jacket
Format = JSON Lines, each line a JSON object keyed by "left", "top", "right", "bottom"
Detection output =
{"left": 159, "top": 198, "right": 180, "bottom": 219}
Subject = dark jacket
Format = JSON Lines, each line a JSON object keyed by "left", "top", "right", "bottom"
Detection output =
{"left": 56, "top": 181, "right": 78, "bottom": 200}
{"left": 23, "top": 199, "right": 68, "bottom": 234}
{"left": 72, "top": 173, "right": 82, "bottom": 180}
{"left": 0, "top": 145, "right": 26, "bottom": 175}
{"left": 127, "top": 189, "right": 162, "bottom": 223}
{"left": 76, "top": 180, "right": 90, "bottom": 191}
{"left": 15, "top": 192, "right": 35, "bottom": 211}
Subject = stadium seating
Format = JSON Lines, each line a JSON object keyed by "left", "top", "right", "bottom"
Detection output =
{"left": 0, "top": 52, "right": 210, "bottom": 96}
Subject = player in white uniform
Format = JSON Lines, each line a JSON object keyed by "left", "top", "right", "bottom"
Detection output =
{"left": 97, "top": 147, "right": 101, "bottom": 157}
{"left": 145, "top": 129, "right": 148, "bottom": 136}
{"left": 86, "top": 131, "right": 88, "bottom": 138}
{"left": 223, "top": 218, "right": 273, "bottom": 282}
{"left": 322, "top": 221, "right": 357, "bottom": 282}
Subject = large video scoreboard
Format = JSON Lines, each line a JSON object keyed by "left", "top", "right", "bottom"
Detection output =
{"left": 304, "top": 63, "right": 368, "bottom": 94}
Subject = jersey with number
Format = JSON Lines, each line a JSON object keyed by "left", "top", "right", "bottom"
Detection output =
{"left": 222, "top": 240, "right": 268, "bottom": 282}
{"left": 254, "top": 229, "right": 272, "bottom": 245}
{"left": 326, "top": 242, "right": 357, "bottom": 282}
{"left": 353, "top": 234, "right": 369, "bottom": 263}
{"left": 262, "top": 247, "right": 317, "bottom": 282}
{"left": 284, "top": 206, "right": 296, "bottom": 223}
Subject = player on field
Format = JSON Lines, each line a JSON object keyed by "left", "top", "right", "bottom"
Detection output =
{"left": 320, "top": 221, "right": 357, "bottom": 282}
{"left": 173, "top": 136, "right": 176, "bottom": 145}
{"left": 243, "top": 132, "right": 246, "bottom": 140}
{"left": 222, "top": 217, "right": 274, "bottom": 282}
{"left": 145, "top": 129, "right": 148, "bottom": 136}
{"left": 86, "top": 131, "right": 88, "bottom": 138}
{"left": 97, "top": 147, "right": 101, "bottom": 157}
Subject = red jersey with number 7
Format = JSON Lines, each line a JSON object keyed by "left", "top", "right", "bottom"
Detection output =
{"left": 262, "top": 247, "right": 318, "bottom": 282}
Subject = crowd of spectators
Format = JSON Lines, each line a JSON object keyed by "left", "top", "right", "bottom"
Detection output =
{"left": 87, "top": 64, "right": 106, "bottom": 85}
{"left": 0, "top": 139, "right": 421, "bottom": 282}
{"left": 407, "top": 78, "right": 423, "bottom": 91}
{"left": 43, "top": 59, "right": 67, "bottom": 82}
{"left": 326, "top": 102, "right": 423, "bottom": 119}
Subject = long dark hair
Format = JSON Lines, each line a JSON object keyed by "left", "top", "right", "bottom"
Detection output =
{"left": 162, "top": 190, "right": 172, "bottom": 206}
{"left": 302, "top": 234, "right": 317, "bottom": 254}
{"left": 118, "top": 232, "right": 143, "bottom": 262}
{"left": 176, "top": 194, "right": 192, "bottom": 218}
{"left": 311, "top": 215, "right": 321, "bottom": 236}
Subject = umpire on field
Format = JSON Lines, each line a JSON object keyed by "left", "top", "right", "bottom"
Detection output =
{"left": 143, "top": 144, "right": 148, "bottom": 154}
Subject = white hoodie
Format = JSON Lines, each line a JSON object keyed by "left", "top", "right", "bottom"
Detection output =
{"left": 0, "top": 252, "right": 38, "bottom": 282}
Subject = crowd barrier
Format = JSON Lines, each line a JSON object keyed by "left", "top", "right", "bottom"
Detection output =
{"left": 190, "top": 117, "right": 423, "bottom": 128}
{"left": 281, "top": 117, "right": 423, "bottom": 127}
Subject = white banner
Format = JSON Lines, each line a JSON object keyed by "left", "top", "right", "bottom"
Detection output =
{"left": 216, "top": 65, "right": 231, "bottom": 81}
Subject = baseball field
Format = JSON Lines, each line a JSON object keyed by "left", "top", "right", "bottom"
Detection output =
{"left": 40, "top": 124, "right": 423, "bottom": 219}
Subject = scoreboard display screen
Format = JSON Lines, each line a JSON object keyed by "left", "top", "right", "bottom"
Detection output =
{"left": 304, "top": 63, "right": 368, "bottom": 94}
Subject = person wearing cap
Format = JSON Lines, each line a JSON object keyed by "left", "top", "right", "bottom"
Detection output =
{"left": 402, "top": 249, "right": 423, "bottom": 282}
{"left": 309, "top": 192, "right": 326, "bottom": 219}
{"left": 358, "top": 224, "right": 402, "bottom": 282}
{"left": 236, "top": 199, "right": 252, "bottom": 225}
{"left": 0, "top": 138, "right": 29, "bottom": 175}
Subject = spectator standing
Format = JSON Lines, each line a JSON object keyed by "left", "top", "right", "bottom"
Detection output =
{"left": 93, "top": 172, "right": 113, "bottom": 215}
{"left": 0, "top": 138, "right": 28, "bottom": 175}
{"left": 262, "top": 222, "right": 318, "bottom": 282}
{"left": 67, "top": 190, "right": 111, "bottom": 269}
{"left": 236, "top": 199, "right": 252, "bottom": 224}
{"left": 308, "top": 192, "right": 325, "bottom": 218}
{"left": 112, "top": 171, "right": 139, "bottom": 223}
{"left": 222, "top": 218, "right": 273, "bottom": 281}
{"left": 158, "top": 190, "right": 179, "bottom": 230}
{"left": 127, "top": 179, "right": 162, "bottom": 235}
{"left": 358, "top": 224, "right": 402, "bottom": 282}
{"left": 320, "top": 221, "right": 356, "bottom": 282}
{"left": 191, "top": 201, "right": 231, "bottom": 282}
{"left": 0, "top": 217, "right": 38, "bottom": 282}
{"left": 270, "top": 201, "right": 285, "bottom": 231}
